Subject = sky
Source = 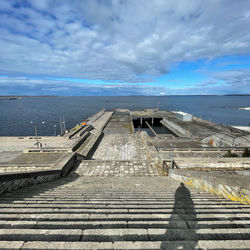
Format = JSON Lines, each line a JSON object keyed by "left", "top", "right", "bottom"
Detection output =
{"left": 0, "top": 0, "right": 250, "bottom": 96}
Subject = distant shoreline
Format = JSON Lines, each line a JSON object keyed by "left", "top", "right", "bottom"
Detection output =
{"left": 0, "top": 95, "right": 58, "bottom": 100}
{"left": 0, "top": 94, "right": 250, "bottom": 98}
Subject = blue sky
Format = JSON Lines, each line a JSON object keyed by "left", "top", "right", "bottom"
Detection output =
{"left": 0, "top": 0, "right": 250, "bottom": 95}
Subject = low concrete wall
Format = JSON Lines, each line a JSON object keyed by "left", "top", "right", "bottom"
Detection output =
{"left": 0, "top": 170, "right": 61, "bottom": 195}
{"left": 23, "top": 148, "right": 71, "bottom": 153}
{"left": 78, "top": 132, "right": 104, "bottom": 159}
{"left": 173, "top": 157, "right": 250, "bottom": 169}
{"left": 0, "top": 152, "right": 78, "bottom": 194}
{"left": 71, "top": 131, "right": 91, "bottom": 151}
{"left": 68, "top": 124, "right": 86, "bottom": 139}
{"left": 169, "top": 169, "right": 250, "bottom": 204}
{"left": 160, "top": 147, "right": 246, "bottom": 152}
{"left": 0, "top": 164, "right": 53, "bottom": 173}
{"left": 54, "top": 152, "right": 78, "bottom": 176}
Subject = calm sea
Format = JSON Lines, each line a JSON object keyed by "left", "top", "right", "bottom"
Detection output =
{"left": 0, "top": 96, "right": 249, "bottom": 136}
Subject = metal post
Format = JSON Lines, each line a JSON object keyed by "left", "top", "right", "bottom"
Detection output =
{"left": 34, "top": 124, "right": 38, "bottom": 146}
{"left": 63, "top": 117, "right": 66, "bottom": 132}
{"left": 59, "top": 117, "right": 63, "bottom": 135}
{"left": 157, "top": 102, "right": 160, "bottom": 111}
{"left": 53, "top": 125, "right": 57, "bottom": 136}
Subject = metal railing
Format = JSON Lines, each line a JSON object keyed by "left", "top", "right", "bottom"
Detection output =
{"left": 163, "top": 160, "right": 180, "bottom": 176}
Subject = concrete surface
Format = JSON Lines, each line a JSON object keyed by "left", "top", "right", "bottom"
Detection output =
{"left": 0, "top": 136, "right": 72, "bottom": 152}
{"left": 0, "top": 151, "right": 21, "bottom": 163}
{"left": 73, "top": 160, "right": 161, "bottom": 177}
{"left": 93, "top": 134, "right": 148, "bottom": 161}
{"left": 172, "top": 157, "right": 250, "bottom": 169}
{"left": 91, "top": 111, "right": 113, "bottom": 131}
{"left": 104, "top": 111, "right": 132, "bottom": 134}
{"left": 8, "top": 152, "right": 64, "bottom": 165}
{"left": 169, "top": 169, "right": 250, "bottom": 204}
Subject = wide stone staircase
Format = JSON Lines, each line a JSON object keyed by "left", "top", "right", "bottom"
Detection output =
{"left": 0, "top": 173, "right": 250, "bottom": 249}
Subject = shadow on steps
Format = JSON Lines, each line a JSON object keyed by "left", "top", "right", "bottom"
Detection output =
{"left": 160, "top": 182, "right": 198, "bottom": 249}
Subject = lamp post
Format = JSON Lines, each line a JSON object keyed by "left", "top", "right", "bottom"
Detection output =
{"left": 156, "top": 102, "right": 160, "bottom": 111}
{"left": 31, "top": 121, "right": 38, "bottom": 146}
{"left": 31, "top": 121, "right": 45, "bottom": 147}
{"left": 53, "top": 125, "right": 57, "bottom": 136}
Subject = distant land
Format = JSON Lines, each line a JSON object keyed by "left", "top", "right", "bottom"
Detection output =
{"left": 224, "top": 94, "right": 250, "bottom": 96}
{"left": 0, "top": 94, "right": 249, "bottom": 100}
{"left": 0, "top": 95, "right": 58, "bottom": 100}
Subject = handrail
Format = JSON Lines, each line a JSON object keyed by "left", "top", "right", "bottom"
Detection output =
{"left": 171, "top": 160, "right": 180, "bottom": 169}
{"left": 162, "top": 159, "right": 180, "bottom": 176}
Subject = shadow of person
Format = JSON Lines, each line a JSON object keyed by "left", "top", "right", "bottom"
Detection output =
{"left": 160, "top": 182, "right": 198, "bottom": 249}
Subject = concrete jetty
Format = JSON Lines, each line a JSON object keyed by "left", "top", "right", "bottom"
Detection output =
{"left": 0, "top": 109, "right": 249, "bottom": 249}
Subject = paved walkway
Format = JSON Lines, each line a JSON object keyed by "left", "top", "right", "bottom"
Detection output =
{"left": 74, "top": 160, "right": 161, "bottom": 177}
{"left": 93, "top": 134, "right": 148, "bottom": 161}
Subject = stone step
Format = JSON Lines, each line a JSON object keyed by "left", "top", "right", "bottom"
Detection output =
{"left": 0, "top": 176, "right": 249, "bottom": 249}
{"left": 0, "top": 213, "right": 249, "bottom": 221}
{"left": 0, "top": 193, "right": 237, "bottom": 199}
{"left": 1, "top": 198, "right": 235, "bottom": 203}
{"left": 0, "top": 204, "right": 249, "bottom": 208}
{"left": 0, "top": 229, "right": 81, "bottom": 241}
{"left": 0, "top": 228, "right": 249, "bottom": 242}
{"left": 0, "top": 208, "right": 250, "bottom": 214}
{"left": 0, "top": 220, "right": 249, "bottom": 230}
{"left": 2, "top": 200, "right": 244, "bottom": 206}
{"left": 1, "top": 240, "right": 250, "bottom": 250}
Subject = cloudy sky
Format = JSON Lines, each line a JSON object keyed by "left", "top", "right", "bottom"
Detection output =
{"left": 0, "top": 0, "right": 250, "bottom": 95}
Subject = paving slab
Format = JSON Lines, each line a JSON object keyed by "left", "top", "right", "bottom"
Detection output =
{"left": 93, "top": 134, "right": 148, "bottom": 161}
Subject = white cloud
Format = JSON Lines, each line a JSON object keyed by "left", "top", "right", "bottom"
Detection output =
{"left": 0, "top": 0, "right": 249, "bottom": 86}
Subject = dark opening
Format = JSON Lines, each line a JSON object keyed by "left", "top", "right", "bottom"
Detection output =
{"left": 132, "top": 118, "right": 176, "bottom": 136}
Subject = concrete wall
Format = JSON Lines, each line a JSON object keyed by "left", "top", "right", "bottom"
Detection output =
{"left": 169, "top": 169, "right": 250, "bottom": 204}
{"left": 78, "top": 132, "right": 104, "bottom": 159}
{"left": 173, "top": 157, "right": 250, "bottom": 169}
{"left": 202, "top": 133, "right": 250, "bottom": 147}
{"left": 0, "top": 152, "right": 78, "bottom": 194}
{"left": 0, "top": 170, "right": 61, "bottom": 195}
{"left": 0, "top": 164, "right": 53, "bottom": 173}
{"left": 71, "top": 131, "right": 91, "bottom": 151}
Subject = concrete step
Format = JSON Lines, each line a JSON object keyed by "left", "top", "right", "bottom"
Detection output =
{"left": 0, "top": 208, "right": 250, "bottom": 214}
{"left": 1, "top": 240, "right": 250, "bottom": 250}
{"left": 0, "top": 228, "right": 249, "bottom": 242}
{"left": 0, "top": 213, "right": 249, "bottom": 221}
{"left": 1, "top": 203, "right": 249, "bottom": 209}
{"left": 0, "top": 220, "right": 249, "bottom": 230}
{"left": 0, "top": 176, "right": 249, "bottom": 249}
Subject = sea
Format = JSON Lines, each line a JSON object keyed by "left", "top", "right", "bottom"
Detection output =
{"left": 0, "top": 96, "right": 249, "bottom": 136}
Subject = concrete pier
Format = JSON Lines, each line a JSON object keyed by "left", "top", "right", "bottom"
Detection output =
{"left": 0, "top": 109, "right": 249, "bottom": 249}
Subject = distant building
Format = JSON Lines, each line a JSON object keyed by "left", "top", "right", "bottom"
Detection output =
{"left": 175, "top": 111, "right": 192, "bottom": 121}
